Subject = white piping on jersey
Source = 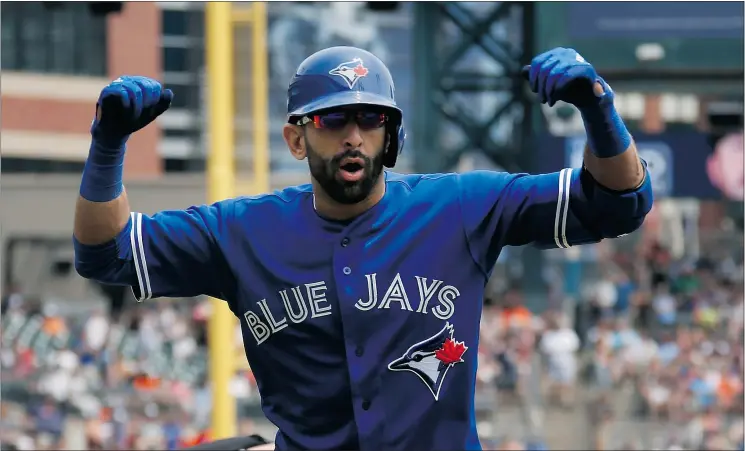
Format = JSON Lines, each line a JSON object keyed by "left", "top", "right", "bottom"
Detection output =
{"left": 554, "top": 168, "right": 573, "bottom": 249}
{"left": 130, "top": 212, "right": 153, "bottom": 301}
{"left": 310, "top": 180, "right": 386, "bottom": 214}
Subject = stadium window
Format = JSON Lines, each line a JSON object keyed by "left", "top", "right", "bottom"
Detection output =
{"left": 163, "top": 46, "right": 191, "bottom": 73}
{"left": 163, "top": 128, "right": 201, "bottom": 140}
{"left": 1, "top": 157, "right": 85, "bottom": 174}
{"left": 163, "top": 157, "right": 206, "bottom": 173}
{"left": 1, "top": 2, "right": 107, "bottom": 76}
{"left": 159, "top": 3, "right": 205, "bottom": 169}
{"left": 88, "top": 2, "right": 122, "bottom": 16}
{"left": 366, "top": 2, "right": 399, "bottom": 11}
{"left": 163, "top": 81, "right": 200, "bottom": 111}
{"left": 162, "top": 9, "right": 203, "bottom": 37}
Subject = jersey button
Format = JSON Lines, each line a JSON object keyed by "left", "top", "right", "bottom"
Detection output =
{"left": 355, "top": 346, "right": 364, "bottom": 357}
{"left": 362, "top": 400, "right": 371, "bottom": 410}
{"left": 341, "top": 237, "right": 350, "bottom": 247}
{"left": 343, "top": 266, "right": 352, "bottom": 275}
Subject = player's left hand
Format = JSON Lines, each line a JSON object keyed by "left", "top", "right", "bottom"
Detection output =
{"left": 522, "top": 47, "right": 608, "bottom": 109}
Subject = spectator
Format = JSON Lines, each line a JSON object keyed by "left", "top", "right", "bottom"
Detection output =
{"left": 652, "top": 281, "right": 678, "bottom": 327}
{"left": 83, "top": 308, "right": 110, "bottom": 354}
{"left": 29, "top": 398, "right": 64, "bottom": 445}
{"left": 539, "top": 312, "right": 579, "bottom": 408}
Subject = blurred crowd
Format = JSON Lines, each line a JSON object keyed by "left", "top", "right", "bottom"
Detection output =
{"left": 0, "top": 294, "right": 261, "bottom": 450}
{"left": 1, "top": 240, "right": 743, "bottom": 450}
{"left": 477, "top": 240, "right": 744, "bottom": 451}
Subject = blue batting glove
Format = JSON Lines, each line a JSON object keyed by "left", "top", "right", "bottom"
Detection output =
{"left": 91, "top": 75, "right": 173, "bottom": 149}
{"left": 80, "top": 76, "right": 173, "bottom": 203}
{"left": 522, "top": 47, "right": 610, "bottom": 109}
{"left": 523, "top": 48, "right": 632, "bottom": 159}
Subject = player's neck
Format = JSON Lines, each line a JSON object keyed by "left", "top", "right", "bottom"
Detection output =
{"left": 312, "top": 176, "right": 386, "bottom": 221}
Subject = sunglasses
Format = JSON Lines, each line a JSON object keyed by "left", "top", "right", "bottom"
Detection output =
{"left": 296, "top": 110, "right": 388, "bottom": 131}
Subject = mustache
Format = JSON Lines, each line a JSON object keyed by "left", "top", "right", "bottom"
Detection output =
{"left": 330, "top": 149, "right": 371, "bottom": 166}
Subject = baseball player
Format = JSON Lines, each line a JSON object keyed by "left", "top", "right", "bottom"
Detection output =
{"left": 73, "top": 46, "right": 653, "bottom": 450}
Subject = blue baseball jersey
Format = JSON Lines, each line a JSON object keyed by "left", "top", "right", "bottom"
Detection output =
{"left": 74, "top": 168, "right": 652, "bottom": 451}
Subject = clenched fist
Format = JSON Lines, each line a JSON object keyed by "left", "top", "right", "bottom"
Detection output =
{"left": 522, "top": 47, "right": 608, "bottom": 109}
{"left": 91, "top": 75, "right": 173, "bottom": 148}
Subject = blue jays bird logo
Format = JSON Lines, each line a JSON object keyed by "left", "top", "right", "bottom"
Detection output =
{"left": 329, "top": 58, "right": 369, "bottom": 89}
{"left": 387, "top": 322, "right": 468, "bottom": 401}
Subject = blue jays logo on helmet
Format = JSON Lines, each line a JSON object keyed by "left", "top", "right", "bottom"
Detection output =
{"left": 388, "top": 322, "right": 468, "bottom": 401}
{"left": 328, "top": 58, "right": 369, "bottom": 89}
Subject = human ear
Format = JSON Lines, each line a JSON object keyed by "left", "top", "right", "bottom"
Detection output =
{"left": 283, "top": 124, "right": 306, "bottom": 161}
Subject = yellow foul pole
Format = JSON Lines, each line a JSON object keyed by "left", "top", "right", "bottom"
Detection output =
{"left": 251, "top": 1, "right": 270, "bottom": 194}
{"left": 233, "top": 1, "right": 270, "bottom": 195}
{"left": 205, "top": 1, "right": 237, "bottom": 440}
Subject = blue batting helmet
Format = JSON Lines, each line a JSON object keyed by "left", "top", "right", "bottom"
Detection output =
{"left": 286, "top": 46, "right": 406, "bottom": 168}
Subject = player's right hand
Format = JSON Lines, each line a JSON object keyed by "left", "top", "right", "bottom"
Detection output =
{"left": 91, "top": 75, "right": 173, "bottom": 148}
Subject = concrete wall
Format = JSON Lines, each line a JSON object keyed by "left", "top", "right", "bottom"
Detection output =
{"left": 3, "top": 174, "right": 208, "bottom": 239}
{"left": 2, "top": 174, "right": 206, "bottom": 299}
{"left": 2, "top": 172, "right": 312, "bottom": 239}
{"left": 2, "top": 172, "right": 310, "bottom": 299}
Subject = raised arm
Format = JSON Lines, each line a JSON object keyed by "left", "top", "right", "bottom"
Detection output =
{"left": 73, "top": 76, "right": 236, "bottom": 301}
{"left": 523, "top": 47, "right": 645, "bottom": 192}
{"left": 458, "top": 48, "right": 653, "bottom": 275}
{"left": 73, "top": 75, "right": 170, "bottom": 247}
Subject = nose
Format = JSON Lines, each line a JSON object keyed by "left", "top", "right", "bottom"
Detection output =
{"left": 342, "top": 122, "right": 363, "bottom": 149}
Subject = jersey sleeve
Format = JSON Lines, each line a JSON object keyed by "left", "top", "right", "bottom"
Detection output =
{"left": 458, "top": 166, "right": 652, "bottom": 274}
{"left": 74, "top": 201, "right": 236, "bottom": 302}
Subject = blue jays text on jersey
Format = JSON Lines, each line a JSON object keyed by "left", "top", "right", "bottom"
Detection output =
{"left": 74, "top": 168, "right": 653, "bottom": 451}
{"left": 244, "top": 272, "right": 462, "bottom": 347}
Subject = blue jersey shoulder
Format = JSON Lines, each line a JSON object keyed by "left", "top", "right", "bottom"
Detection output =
{"left": 231, "top": 182, "right": 314, "bottom": 217}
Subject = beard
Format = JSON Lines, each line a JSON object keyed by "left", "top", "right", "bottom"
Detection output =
{"left": 305, "top": 137, "right": 385, "bottom": 205}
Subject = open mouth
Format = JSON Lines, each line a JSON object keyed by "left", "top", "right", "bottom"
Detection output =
{"left": 338, "top": 158, "right": 365, "bottom": 182}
